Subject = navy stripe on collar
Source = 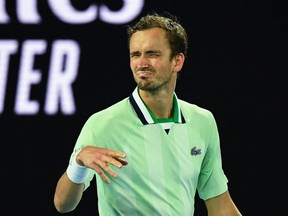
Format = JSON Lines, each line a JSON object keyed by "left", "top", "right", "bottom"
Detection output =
{"left": 129, "top": 87, "right": 186, "bottom": 125}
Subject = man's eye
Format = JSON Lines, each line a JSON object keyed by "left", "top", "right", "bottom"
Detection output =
{"left": 148, "top": 53, "right": 159, "bottom": 57}
{"left": 130, "top": 53, "right": 140, "bottom": 58}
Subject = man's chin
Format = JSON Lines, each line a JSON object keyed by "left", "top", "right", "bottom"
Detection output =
{"left": 137, "top": 84, "right": 157, "bottom": 92}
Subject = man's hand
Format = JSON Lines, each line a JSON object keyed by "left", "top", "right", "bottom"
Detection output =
{"left": 76, "top": 146, "right": 128, "bottom": 184}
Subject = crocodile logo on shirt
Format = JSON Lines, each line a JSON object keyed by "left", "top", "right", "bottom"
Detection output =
{"left": 191, "top": 146, "right": 202, "bottom": 156}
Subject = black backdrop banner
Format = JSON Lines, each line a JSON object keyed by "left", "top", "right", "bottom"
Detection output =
{"left": 1, "top": 0, "right": 286, "bottom": 215}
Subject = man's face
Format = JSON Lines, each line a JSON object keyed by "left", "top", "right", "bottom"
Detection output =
{"left": 129, "top": 27, "right": 178, "bottom": 92}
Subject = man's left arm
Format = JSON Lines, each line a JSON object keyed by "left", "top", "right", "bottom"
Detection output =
{"left": 204, "top": 190, "right": 242, "bottom": 216}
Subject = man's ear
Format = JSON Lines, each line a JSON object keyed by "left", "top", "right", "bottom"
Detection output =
{"left": 173, "top": 53, "right": 185, "bottom": 73}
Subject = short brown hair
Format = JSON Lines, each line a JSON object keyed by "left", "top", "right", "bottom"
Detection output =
{"left": 127, "top": 12, "right": 188, "bottom": 60}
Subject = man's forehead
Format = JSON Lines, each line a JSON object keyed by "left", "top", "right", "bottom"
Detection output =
{"left": 129, "top": 29, "right": 168, "bottom": 50}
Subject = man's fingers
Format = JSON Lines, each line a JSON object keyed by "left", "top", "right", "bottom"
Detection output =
{"left": 90, "top": 159, "right": 121, "bottom": 182}
{"left": 98, "top": 160, "right": 119, "bottom": 178}
{"left": 103, "top": 153, "right": 127, "bottom": 168}
{"left": 107, "top": 151, "right": 126, "bottom": 160}
{"left": 80, "top": 147, "right": 128, "bottom": 184}
{"left": 116, "top": 158, "right": 129, "bottom": 166}
{"left": 91, "top": 163, "right": 112, "bottom": 184}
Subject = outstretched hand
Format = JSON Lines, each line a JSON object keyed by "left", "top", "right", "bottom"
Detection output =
{"left": 76, "top": 146, "right": 128, "bottom": 184}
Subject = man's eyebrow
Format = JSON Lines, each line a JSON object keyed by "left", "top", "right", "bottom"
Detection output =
{"left": 130, "top": 51, "right": 140, "bottom": 55}
{"left": 146, "top": 50, "right": 160, "bottom": 54}
{"left": 130, "top": 50, "right": 160, "bottom": 54}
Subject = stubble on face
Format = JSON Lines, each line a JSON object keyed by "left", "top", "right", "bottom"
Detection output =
{"left": 130, "top": 28, "right": 174, "bottom": 94}
{"left": 136, "top": 72, "right": 172, "bottom": 94}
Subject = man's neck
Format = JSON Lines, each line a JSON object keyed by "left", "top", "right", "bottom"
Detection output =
{"left": 139, "top": 89, "right": 174, "bottom": 119}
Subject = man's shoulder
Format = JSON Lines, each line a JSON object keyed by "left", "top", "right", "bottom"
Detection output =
{"left": 89, "top": 97, "right": 131, "bottom": 120}
{"left": 179, "top": 100, "right": 211, "bottom": 114}
{"left": 179, "top": 99, "right": 214, "bottom": 122}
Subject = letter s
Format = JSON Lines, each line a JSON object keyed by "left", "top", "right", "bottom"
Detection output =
{"left": 99, "top": 0, "right": 144, "bottom": 24}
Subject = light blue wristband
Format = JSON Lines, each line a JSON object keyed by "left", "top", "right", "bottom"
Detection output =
{"left": 66, "top": 157, "right": 88, "bottom": 184}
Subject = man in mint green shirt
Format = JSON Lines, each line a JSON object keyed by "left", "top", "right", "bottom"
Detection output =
{"left": 54, "top": 12, "right": 242, "bottom": 216}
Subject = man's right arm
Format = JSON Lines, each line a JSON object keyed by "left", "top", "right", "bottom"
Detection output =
{"left": 53, "top": 171, "right": 84, "bottom": 213}
{"left": 53, "top": 146, "right": 128, "bottom": 213}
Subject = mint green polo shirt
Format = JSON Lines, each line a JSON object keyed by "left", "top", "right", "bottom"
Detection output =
{"left": 69, "top": 87, "right": 228, "bottom": 215}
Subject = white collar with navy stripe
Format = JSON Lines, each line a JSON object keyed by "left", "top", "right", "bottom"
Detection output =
{"left": 129, "top": 87, "right": 186, "bottom": 125}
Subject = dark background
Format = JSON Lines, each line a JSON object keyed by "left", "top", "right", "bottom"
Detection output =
{"left": 1, "top": 0, "right": 286, "bottom": 215}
